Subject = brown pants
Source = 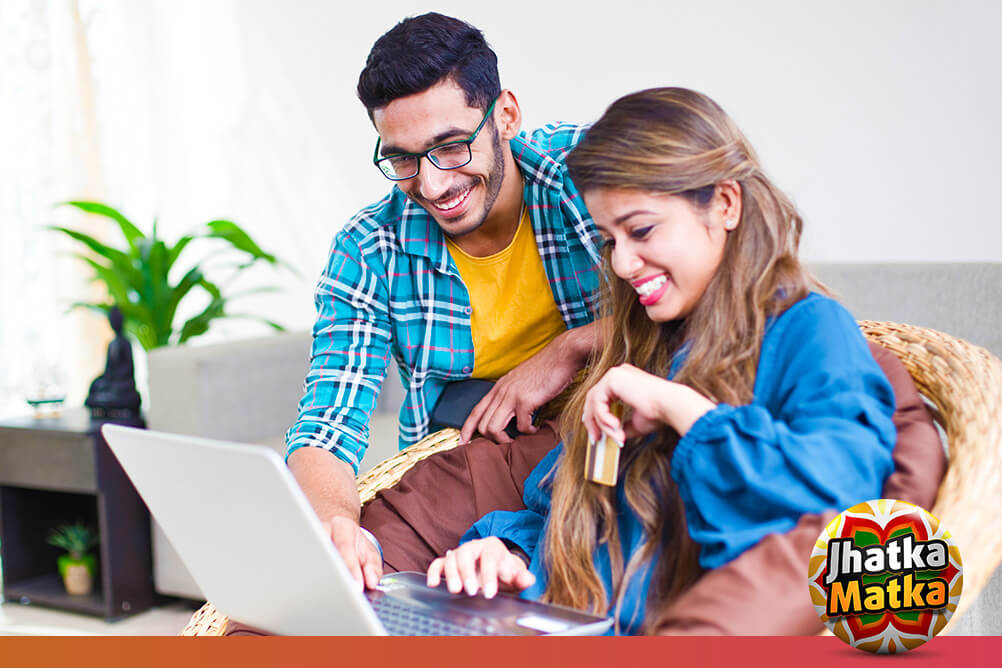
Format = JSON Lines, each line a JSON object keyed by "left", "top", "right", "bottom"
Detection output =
{"left": 361, "top": 422, "right": 561, "bottom": 573}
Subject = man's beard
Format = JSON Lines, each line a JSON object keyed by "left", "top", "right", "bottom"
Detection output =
{"left": 418, "top": 126, "right": 506, "bottom": 239}
{"left": 471, "top": 126, "right": 506, "bottom": 232}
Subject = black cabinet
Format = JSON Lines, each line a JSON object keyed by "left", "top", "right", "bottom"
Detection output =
{"left": 0, "top": 410, "right": 155, "bottom": 620}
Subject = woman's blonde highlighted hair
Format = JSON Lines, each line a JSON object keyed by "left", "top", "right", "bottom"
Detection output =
{"left": 541, "top": 87, "right": 818, "bottom": 631}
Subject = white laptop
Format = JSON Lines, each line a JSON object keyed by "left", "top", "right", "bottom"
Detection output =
{"left": 101, "top": 424, "right": 612, "bottom": 636}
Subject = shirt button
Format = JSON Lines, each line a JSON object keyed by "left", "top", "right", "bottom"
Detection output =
{"left": 462, "top": 366, "right": 472, "bottom": 374}
{"left": 464, "top": 306, "right": 472, "bottom": 315}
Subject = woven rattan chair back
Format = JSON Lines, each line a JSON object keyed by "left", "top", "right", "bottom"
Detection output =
{"left": 858, "top": 321, "right": 1002, "bottom": 632}
{"left": 182, "top": 321, "right": 1002, "bottom": 636}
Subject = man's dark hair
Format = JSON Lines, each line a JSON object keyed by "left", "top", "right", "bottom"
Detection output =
{"left": 357, "top": 13, "right": 500, "bottom": 118}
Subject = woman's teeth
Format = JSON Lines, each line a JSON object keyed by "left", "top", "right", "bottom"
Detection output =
{"left": 635, "top": 275, "right": 667, "bottom": 297}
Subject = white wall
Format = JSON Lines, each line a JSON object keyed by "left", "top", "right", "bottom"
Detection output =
{"left": 62, "top": 0, "right": 1002, "bottom": 341}
{"left": 219, "top": 0, "right": 1002, "bottom": 267}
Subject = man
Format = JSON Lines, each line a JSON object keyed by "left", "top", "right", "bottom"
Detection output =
{"left": 285, "top": 13, "right": 602, "bottom": 589}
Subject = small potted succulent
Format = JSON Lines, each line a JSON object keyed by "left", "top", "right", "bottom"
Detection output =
{"left": 47, "top": 522, "right": 99, "bottom": 595}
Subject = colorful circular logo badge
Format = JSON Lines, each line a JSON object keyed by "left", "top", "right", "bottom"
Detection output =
{"left": 808, "top": 499, "right": 963, "bottom": 654}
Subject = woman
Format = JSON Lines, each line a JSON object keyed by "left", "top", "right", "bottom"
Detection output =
{"left": 426, "top": 87, "right": 896, "bottom": 634}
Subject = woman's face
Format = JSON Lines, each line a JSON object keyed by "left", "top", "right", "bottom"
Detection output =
{"left": 584, "top": 187, "right": 734, "bottom": 323}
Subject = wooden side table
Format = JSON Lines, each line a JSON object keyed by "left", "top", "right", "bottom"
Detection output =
{"left": 0, "top": 409, "right": 155, "bottom": 620}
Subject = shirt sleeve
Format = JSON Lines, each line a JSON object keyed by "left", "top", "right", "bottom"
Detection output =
{"left": 460, "top": 445, "right": 562, "bottom": 557}
{"left": 671, "top": 297, "right": 897, "bottom": 569}
{"left": 285, "top": 229, "right": 392, "bottom": 473}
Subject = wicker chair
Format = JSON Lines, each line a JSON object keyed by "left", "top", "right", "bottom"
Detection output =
{"left": 182, "top": 321, "right": 1002, "bottom": 636}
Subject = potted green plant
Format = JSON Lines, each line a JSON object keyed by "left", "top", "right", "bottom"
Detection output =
{"left": 48, "top": 201, "right": 290, "bottom": 350}
{"left": 47, "top": 522, "right": 99, "bottom": 595}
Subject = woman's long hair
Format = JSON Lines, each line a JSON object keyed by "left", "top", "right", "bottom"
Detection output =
{"left": 542, "top": 87, "right": 818, "bottom": 631}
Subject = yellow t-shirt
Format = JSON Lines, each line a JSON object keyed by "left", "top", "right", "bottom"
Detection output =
{"left": 445, "top": 208, "right": 567, "bottom": 380}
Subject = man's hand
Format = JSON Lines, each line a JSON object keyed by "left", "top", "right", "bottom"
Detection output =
{"left": 426, "top": 537, "right": 535, "bottom": 599}
{"left": 460, "top": 322, "right": 600, "bottom": 444}
{"left": 324, "top": 516, "right": 383, "bottom": 590}
{"left": 288, "top": 447, "right": 383, "bottom": 589}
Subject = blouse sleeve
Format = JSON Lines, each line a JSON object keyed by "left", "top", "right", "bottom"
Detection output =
{"left": 460, "top": 445, "right": 562, "bottom": 557}
{"left": 671, "top": 296, "right": 896, "bottom": 569}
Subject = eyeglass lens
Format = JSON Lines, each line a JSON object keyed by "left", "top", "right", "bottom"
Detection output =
{"left": 379, "top": 142, "right": 472, "bottom": 180}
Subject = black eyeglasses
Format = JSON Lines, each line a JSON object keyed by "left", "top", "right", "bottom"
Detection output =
{"left": 373, "top": 97, "right": 498, "bottom": 181}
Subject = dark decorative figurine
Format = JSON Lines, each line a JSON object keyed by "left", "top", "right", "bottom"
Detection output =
{"left": 85, "top": 306, "right": 143, "bottom": 423}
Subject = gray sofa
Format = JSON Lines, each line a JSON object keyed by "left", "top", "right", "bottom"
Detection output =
{"left": 146, "top": 262, "right": 1002, "bottom": 633}
{"left": 810, "top": 263, "right": 1001, "bottom": 359}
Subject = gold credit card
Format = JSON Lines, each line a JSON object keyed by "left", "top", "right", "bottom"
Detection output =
{"left": 584, "top": 402, "right": 624, "bottom": 486}
{"left": 584, "top": 431, "right": 621, "bottom": 486}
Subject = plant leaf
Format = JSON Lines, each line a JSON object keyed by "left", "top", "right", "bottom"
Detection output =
{"left": 74, "top": 255, "right": 133, "bottom": 308}
{"left": 65, "top": 296, "right": 155, "bottom": 348}
{"left": 166, "top": 234, "right": 194, "bottom": 271}
{"left": 203, "top": 220, "right": 277, "bottom": 263}
{"left": 200, "top": 277, "right": 223, "bottom": 300}
{"left": 65, "top": 301, "right": 111, "bottom": 317}
{"left": 125, "top": 319, "right": 158, "bottom": 351}
{"left": 47, "top": 226, "right": 145, "bottom": 290}
{"left": 47, "top": 522, "right": 98, "bottom": 553}
{"left": 177, "top": 296, "right": 226, "bottom": 344}
{"left": 59, "top": 201, "right": 144, "bottom": 255}
{"left": 175, "top": 277, "right": 225, "bottom": 344}
{"left": 146, "top": 239, "right": 171, "bottom": 346}
{"left": 163, "top": 266, "right": 204, "bottom": 332}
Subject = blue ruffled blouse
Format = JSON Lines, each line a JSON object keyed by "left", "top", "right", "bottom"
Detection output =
{"left": 461, "top": 293, "right": 897, "bottom": 634}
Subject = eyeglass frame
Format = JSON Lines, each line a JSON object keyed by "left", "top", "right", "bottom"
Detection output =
{"left": 372, "top": 96, "right": 499, "bottom": 181}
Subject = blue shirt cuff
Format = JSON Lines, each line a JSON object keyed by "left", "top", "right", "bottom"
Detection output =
{"left": 359, "top": 526, "right": 383, "bottom": 561}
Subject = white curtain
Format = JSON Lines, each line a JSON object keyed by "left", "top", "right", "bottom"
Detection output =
{"left": 0, "top": 0, "right": 109, "bottom": 413}
{"left": 0, "top": 0, "right": 338, "bottom": 413}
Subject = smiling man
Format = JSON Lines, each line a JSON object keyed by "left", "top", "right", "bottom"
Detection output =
{"left": 284, "top": 13, "right": 602, "bottom": 588}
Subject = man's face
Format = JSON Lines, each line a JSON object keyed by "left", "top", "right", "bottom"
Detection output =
{"left": 372, "top": 79, "right": 505, "bottom": 239}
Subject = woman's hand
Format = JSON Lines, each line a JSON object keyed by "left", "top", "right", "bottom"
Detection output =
{"left": 581, "top": 364, "right": 717, "bottom": 444}
{"left": 426, "top": 537, "right": 535, "bottom": 599}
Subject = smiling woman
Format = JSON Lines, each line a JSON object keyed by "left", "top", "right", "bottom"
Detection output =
{"left": 433, "top": 87, "right": 899, "bottom": 635}
{"left": 585, "top": 184, "right": 737, "bottom": 323}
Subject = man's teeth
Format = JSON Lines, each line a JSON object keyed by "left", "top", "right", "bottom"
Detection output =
{"left": 434, "top": 188, "right": 471, "bottom": 211}
{"left": 635, "top": 275, "right": 667, "bottom": 297}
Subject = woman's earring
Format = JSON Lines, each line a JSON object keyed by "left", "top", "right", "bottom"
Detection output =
{"left": 724, "top": 218, "right": 737, "bottom": 230}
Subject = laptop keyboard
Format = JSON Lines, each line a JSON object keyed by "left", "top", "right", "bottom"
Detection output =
{"left": 370, "top": 594, "right": 505, "bottom": 636}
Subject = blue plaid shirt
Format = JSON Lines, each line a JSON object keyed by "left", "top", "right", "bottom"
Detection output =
{"left": 286, "top": 123, "right": 601, "bottom": 472}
